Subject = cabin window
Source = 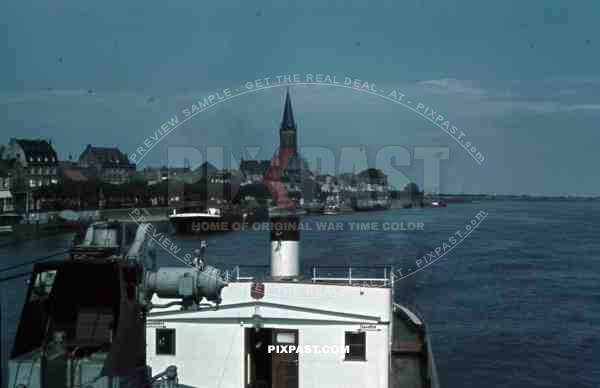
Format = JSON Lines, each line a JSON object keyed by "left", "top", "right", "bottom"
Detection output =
{"left": 29, "top": 270, "right": 57, "bottom": 302}
{"left": 156, "top": 328, "right": 176, "bottom": 355}
{"left": 344, "top": 332, "right": 366, "bottom": 361}
{"left": 276, "top": 332, "right": 296, "bottom": 344}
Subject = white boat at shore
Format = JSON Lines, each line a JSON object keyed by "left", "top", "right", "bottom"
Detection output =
{"left": 169, "top": 206, "right": 245, "bottom": 234}
{"left": 322, "top": 201, "right": 340, "bottom": 215}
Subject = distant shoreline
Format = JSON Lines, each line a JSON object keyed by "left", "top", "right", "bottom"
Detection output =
{"left": 419, "top": 194, "right": 599, "bottom": 202}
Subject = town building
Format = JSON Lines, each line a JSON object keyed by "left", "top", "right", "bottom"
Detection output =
{"left": 316, "top": 174, "right": 342, "bottom": 203}
{"left": 143, "top": 166, "right": 189, "bottom": 186}
{"left": 2, "top": 138, "right": 59, "bottom": 188}
{"left": 316, "top": 175, "right": 338, "bottom": 193}
{"left": 198, "top": 163, "right": 242, "bottom": 186}
{"left": 78, "top": 145, "right": 136, "bottom": 185}
{"left": 59, "top": 160, "right": 88, "bottom": 183}
{"left": 240, "top": 160, "right": 271, "bottom": 184}
{"left": 0, "top": 159, "right": 16, "bottom": 212}
{"left": 356, "top": 168, "right": 388, "bottom": 190}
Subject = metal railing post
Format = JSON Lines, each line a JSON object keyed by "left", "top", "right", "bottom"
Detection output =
{"left": 236, "top": 265, "right": 240, "bottom": 281}
{"left": 312, "top": 266, "right": 316, "bottom": 283}
{"left": 390, "top": 265, "right": 394, "bottom": 299}
{"left": 349, "top": 267, "right": 352, "bottom": 285}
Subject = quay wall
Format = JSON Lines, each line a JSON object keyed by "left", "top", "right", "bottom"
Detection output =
{"left": 22, "top": 207, "right": 171, "bottom": 223}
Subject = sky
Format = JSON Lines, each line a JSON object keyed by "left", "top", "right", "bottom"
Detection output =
{"left": 0, "top": 0, "right": 599, "bottom": 195}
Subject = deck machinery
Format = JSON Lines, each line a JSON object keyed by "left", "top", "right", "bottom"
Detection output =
{"left": 8, "top": 221, "right": 227, "bottom": 388}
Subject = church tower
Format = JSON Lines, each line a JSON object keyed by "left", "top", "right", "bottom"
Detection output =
{"left": 280, "top": 89, "right": 297, "bottom": 149}
{"left": 279, "top": 89, "right": 301, "bottom": 180}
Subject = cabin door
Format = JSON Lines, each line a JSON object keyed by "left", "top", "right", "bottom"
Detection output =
{"left": 271, "top": 329, "right": 299, "bottom": 388}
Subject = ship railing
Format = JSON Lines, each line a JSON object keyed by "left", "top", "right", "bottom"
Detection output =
{"left": 224, "top": 265, "right": 393, "bottom": 286}
{"left": 311, "top": 265, "right": 392, "bottom": 286}
{"left": 224, "top": 265, "right": 269, "bottom": 282}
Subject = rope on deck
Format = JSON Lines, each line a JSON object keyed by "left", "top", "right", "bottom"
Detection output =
{"left": 0, "top": 249, "right": 70, "bottom": 281}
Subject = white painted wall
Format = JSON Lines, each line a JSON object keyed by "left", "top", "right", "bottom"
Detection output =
{"left": 146, "top": 282, "right": 393, "bottom": 387}
{"left": 147, "top": 322, "right": 245, "bottom": 388}
{"left": 146, "top": 321, "right": 389, "bottom": 388}
{"left": 273, "top": 323, "right": 389, "bottom": 388}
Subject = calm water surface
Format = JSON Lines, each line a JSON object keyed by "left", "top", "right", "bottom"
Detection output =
{"left": 0, "top": 200, "right": 598, "bottom": 387}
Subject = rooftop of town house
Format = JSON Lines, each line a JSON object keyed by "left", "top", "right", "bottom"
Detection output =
{"left": 11, "top": 138, "right": 58, "bottom": 164}
{"left": 79, "top": 145, "right": 134, "bottom": 168}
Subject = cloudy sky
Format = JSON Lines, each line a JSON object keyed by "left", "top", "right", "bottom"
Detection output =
{"left": 0, "top": 0, "right": 598, "bottom": 195}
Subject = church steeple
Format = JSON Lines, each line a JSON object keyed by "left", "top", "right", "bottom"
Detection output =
{"left": 277, "top": 88, "right": 301, "bottom": 185}
{"left": 279, "top": 89, "right": 297, "bottom": 149}
{"left": 280, "top": 88, "right": 296, "bottom": 130}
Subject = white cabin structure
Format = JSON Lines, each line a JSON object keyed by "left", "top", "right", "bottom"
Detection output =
{"left": 146, "top": 267, "right": 438, "bottom": 388}
{"left": 146, "top": 211, "right": 438, "bottom": 388}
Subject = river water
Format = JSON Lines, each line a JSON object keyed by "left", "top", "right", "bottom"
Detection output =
{"left": 0, "top": 200, "right": 597, "bottom": 387}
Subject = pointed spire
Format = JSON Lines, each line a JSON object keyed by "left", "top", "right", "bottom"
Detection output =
{"left": 280, "top": 88, "right": 296, "bottom": 130}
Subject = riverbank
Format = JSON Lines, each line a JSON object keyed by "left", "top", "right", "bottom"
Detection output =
{"left": 1, "top": 197, "right": 482, "bottom": 239}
